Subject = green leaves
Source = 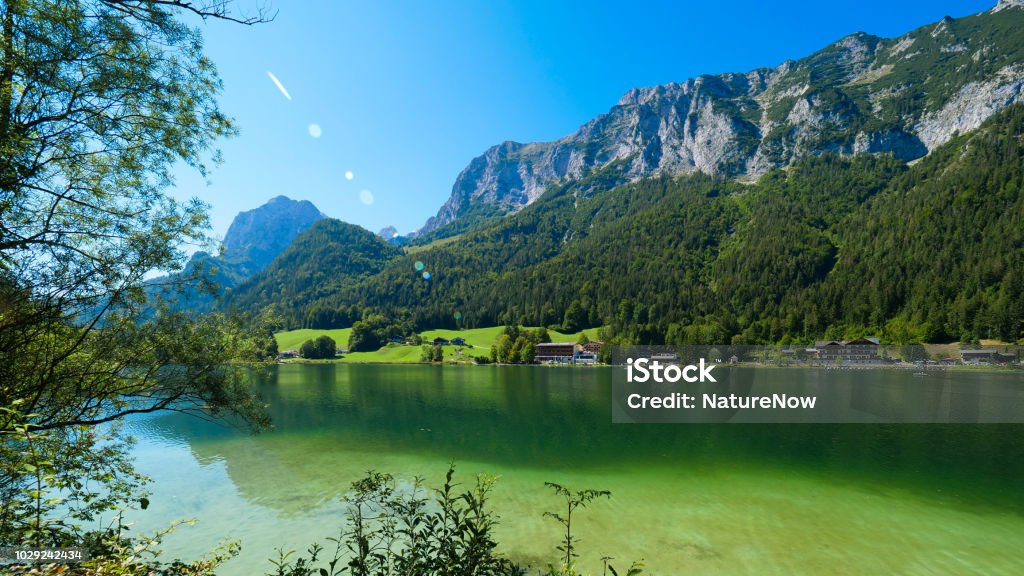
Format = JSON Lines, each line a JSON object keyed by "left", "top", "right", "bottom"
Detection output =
{"left": 544, "top": 482, "right": 612, "bottom": 568}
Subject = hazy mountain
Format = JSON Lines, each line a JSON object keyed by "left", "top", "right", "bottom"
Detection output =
{"left": 150, "top": 196, "right": 325, "bottom": 311}
{"left": 218, "top": 195, "right": 326, "bottom": 278}
{"left": 418, "top": 1, "right": 1024, "bottom": 236}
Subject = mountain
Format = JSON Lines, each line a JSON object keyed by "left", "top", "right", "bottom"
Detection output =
{"left": 223, "top": 219, "right": 402, "bottom": 327}
{"left": 377, "top": 225, "right": 399, "bottom": 240}
{"left": 274, "top": 102, "right": 1023, "bottom": 344}
{"left": 218, "top": 195, "right": 326, "bottom": 278}
{"left": 150, "top": 196, "right": 325, "bottom": 310}
{"left": 225, "top": 4, "right": 1024, "bottom": 345}
{"left": 418, "top": 2, "right": 1024, "bottom": 236}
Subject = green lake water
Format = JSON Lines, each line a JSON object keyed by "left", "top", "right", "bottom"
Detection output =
{"left": 124, "top": 364, "right": 1024, "bottom": 575}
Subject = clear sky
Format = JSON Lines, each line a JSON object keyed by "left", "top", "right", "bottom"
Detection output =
{"left": 172, "top": 0, "right": 995, "bottom": 241}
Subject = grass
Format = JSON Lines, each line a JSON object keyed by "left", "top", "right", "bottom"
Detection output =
{"left": 275, "top": 328, "right": 353, "bottom": 352}
{"left": 274, "top": 325, "right": 605, "bottom": 363}
{"left": 337, "top": 343, "right": 427, "bottom": 363}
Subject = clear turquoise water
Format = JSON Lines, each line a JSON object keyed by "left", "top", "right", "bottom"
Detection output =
{"left": 123, "top": 364, "right": 1024, "bottom": 575}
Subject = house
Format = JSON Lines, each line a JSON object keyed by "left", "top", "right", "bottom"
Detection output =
{"left": 814, "top": 338, "right": 881, "bottom": 365}
{"left": 582, "top": 341, "right": 604, "bottom": 354}
{"left": 535, "top": 342, "right": 576, "bottom": 364}
{"left": 432, "top": 337, "right": 450, "bottom": 346}
{"left": 451, "top": 337, "right": 466, "bottom": 346}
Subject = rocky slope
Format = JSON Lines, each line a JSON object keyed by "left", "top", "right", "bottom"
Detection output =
{"left": 418, "top": 1, "right": 1024, "bottom": 236}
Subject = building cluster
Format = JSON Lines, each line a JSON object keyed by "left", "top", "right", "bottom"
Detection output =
{"left": 808, "top": 338, "right": 1018, "bottom": 366}
{"left": 811, "top": 338, "right": 883, "bottom": 365}
{"left": 535, "top": 341, "right": 604, "bottom": 364}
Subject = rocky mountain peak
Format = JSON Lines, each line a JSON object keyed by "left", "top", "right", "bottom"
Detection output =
{"left": 221, "top": 196, "right": 325, "bottom": 276}
{"left": 993, "top": 0, "right": 1024, "bottom": 13}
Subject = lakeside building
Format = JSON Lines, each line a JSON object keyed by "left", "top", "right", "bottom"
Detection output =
{"left": 814, "top": 337, "right": 881, "bottom": 365}
{"left": 535, "top": 342, "right": 576, "bottom": 363}
{"left": 960, "top": 349, "right": 1016, "bottom": 364}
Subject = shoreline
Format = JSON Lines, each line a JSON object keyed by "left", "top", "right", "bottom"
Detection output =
{"left": 276, "top": 358, "right": 1021, "bottom": 373}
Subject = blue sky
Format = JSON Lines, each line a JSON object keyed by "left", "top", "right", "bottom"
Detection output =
{"left": 173, "top": 0, "right": 994, "bottom": 240}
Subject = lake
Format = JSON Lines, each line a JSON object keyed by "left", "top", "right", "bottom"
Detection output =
{"left": 124, "top": 364, "right": 1024, "bottom": 575}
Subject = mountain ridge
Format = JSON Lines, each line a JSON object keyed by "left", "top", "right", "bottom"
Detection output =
{"left": 416, "top": 2, "right": 1024, "bottom": 237}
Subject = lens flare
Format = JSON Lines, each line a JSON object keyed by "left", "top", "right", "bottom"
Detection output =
{"left": 266, "top": 71, "right": 292, "bottom": 101}
{"left": 344, "top": 170, "right": 354, "bottom": 181}
{"left": 308, "top": 123, "right": 322, "bottom": 138}
{"left": 422, "top": 271, "right": 432, "bottom": 280}
{"left": 359, "top": 189, "right": 374, "bottom": 205}
{"left": 414, "top": 261, "right": 425, "bottom": 272}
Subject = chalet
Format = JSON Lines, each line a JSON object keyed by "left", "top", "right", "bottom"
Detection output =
{"left": 451, "top": 337, "right": 467, "bottom": 346}
{"left": 814, "top": 338, "right": 881, "bottom": 365}
{"left": 582, "top": 341, "right": 604, "bottom": 354}
{"left": 432, "top": 337, "right": 450, "bottom": 346}
{"left": 535, "top": 342, "right": 576, "bottom": 364}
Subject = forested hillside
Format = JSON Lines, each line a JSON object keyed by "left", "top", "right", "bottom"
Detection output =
{"left": 224, "top": 218, "right": 402, "bottom": 328}
{"left": 228, "top": 104, "right": 1024, "bottom": 345}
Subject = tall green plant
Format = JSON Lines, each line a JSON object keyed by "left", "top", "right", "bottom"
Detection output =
{"left": 542, "top": 483, "right": 610, "bottom": 569}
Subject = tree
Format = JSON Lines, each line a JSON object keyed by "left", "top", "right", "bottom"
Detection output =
{"left": 348, "top": 320, "right": 381, "bottom": 352}
{"left": 494, "top": 334, "right": 513, "bottom": 363}
{"left": 562, "top": 300, "right": 587, "bottom": 332}
{"left": 314, "top": 335, "right": 337, "bottom": 359}
{"left": 0, "top": 0, "right": 274, "bottom": 550}
{"left": 520, "top": 341, "right": 536, "bottom": 364}
{"left": 1, "top": 0, "right": 276, "bottom": 430}
{"left": 300, "top": 339, "right": 317, "bottom": 359}
{"left": 508, "top": 337, "right": 524, "bottom": 364}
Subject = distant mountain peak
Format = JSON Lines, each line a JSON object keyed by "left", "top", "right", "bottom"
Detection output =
{"left": 377, "top": 225, "right": 399, "bottom": 239}
{"left": 221, "top": 196, "right": 326, "bottom": 276}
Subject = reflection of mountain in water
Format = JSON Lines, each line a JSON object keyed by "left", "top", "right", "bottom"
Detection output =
{"left": 133, "top": 365, "right": 1024, "bottom": 516}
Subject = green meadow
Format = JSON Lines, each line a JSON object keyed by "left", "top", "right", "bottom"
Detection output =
{"left": 275, "top": 325, "right": 603, "bottom": 363}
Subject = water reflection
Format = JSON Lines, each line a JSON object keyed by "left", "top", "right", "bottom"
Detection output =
{"left": 127, "top": 365, "right": 1024, "bottom": 518}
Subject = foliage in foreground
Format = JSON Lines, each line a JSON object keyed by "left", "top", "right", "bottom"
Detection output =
{"left": 267, "top": 466, "right": 642, "bottom": 576}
